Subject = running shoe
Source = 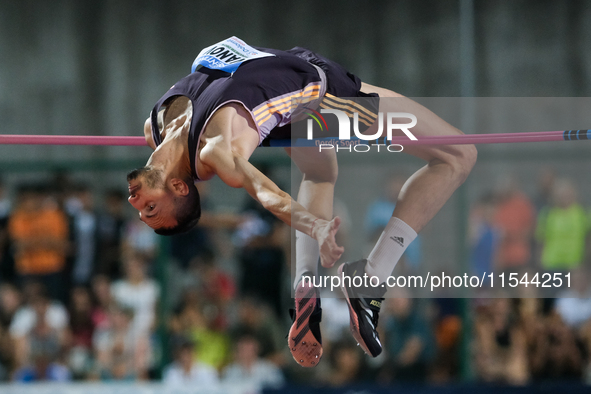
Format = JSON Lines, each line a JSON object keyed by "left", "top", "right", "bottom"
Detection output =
{"left": 288, "top": 274, "right": 323, "bottom": 367}
{"left": 338, "top": 259, "right": 386, "bottom": 357}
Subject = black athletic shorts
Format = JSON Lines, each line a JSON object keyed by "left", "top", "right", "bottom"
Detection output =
{"left": 260, "top": 47, "right": 380, "bottom": 145}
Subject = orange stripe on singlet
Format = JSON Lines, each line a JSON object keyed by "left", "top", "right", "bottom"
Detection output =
{"left": 254, "top": 85, "right": 321, "bottom": 126}
{"left": 318, "top": 102, "right": 374, "bottom": 127}
{"left": 322, "top": 94, "right": 377, "bottom": 126}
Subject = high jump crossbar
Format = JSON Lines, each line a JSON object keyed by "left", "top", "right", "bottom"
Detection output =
{"left": 0, "top": 130, "right": 589, "bottom": 146}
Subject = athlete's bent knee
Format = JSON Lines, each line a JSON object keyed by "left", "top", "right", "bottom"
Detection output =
{"left": 452, "top": 144, "right": 477, "bottom": 182}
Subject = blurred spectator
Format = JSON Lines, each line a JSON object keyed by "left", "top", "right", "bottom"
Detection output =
{"left": 555, "top": 269, "right": 591, "bottom": 329}
{"left": 235, "top": 167, "right": 287, "bottom": 318}
{"left": 8, "top": 185, "right": 70, "bottom": 301}
{"left": 325, "top": 338, "right": 366, "bottom": 386}
{"left": 534, "top": 169, "right": 556, "bottom": 212}
{"left": 223, "top": 334, "right": 284, "bottom": 391}
{"left": 169, "top": 289, "right": 203, "bottom": 337}
{"left": 68, "top": 185, "right": 98, "bottom": 286}
{"left": 0, "top": 283, "right": 20, "bottom": 331}
{"left": 365, "top": 175, "right": 422, "bottom": 271}
{"left": 170, "top": 289, "right": 230, "bottom": 370}
{"left": 13, "top": 285, "right": 70, "bottom": 382}
{"left": 168, "top": 182, "right": 233, "bottom": 269}
{"left": 517, "top": 297, "right": 549, "bottom": 381}
{"left": 535, "top": 310, "right": 585, "bottom": 381}
{"left": 168, "top": 183, "right": 215, "bottom": 270}
{"left": 183, "top": 249, "right": 236, "bottom": 330}
{"left": 122, "top": 221, "right": 158, "bottom": 263}
{"left": 50, "top": 171, "right": 75, "bottom": 211}
{"left": 109, "top": 258, "right": 158, "bottom": 378}
{"left": 379, "top": 291, "right": 434, "bottom": 383}
{"left": 493, "top": 178, "right": 535, "bottom": 273}
{"left": 191, "top": 309, "right": 231, "bottom": 370}
{"left": 12, "top": 331, "right": 71, "bottom": 382}
{"left": 580, "top": 316, "right": 591, "bottom": 383}
{"left": 184, "top": 182, "right": 241, "bottom": 263}
{"left": 91, "top": 275, "right": 114, "bottom": 330}
{"left": 474, "top": 298, "right": 529, "bottom": 384}
{"left": 65, "top": 286, "right": 96, "bottom": 379}
{"left": 0, "top": 284, "right": 21, "bottom": 380}
{"left": 536, "top": 179, "right": 589, "bottom": 272}
{"left": 0, "top": 330, "right": 9, "bottom": 381}
{"left": 9, "top": 282, "right": 68, "bottom": 369}
{"left": 162, "top": 337, "right": 219, "bottom": 387}
{"left": 469, "top": 193, "right": 500, "bottom": 282}
{"left": 0, "top": 177, "right": 15, "bottom": 283}
{"left": 110, "top": 255, "right": 159, "bottom": 336}
{"left": 169, "top": 226, "right": 213, "bottom": 270}
{"left": 236, "top": 218, "right": 287, "bottom": 318}
{"left": 230, "top": 297, "right": 284, "bottom": 365}
{"left": 430, "top": 298, "right": 462, "bottom": 383}
{"left": 556, "top": 270, "right": 591, "bottom": 384}
{"left": 93, "top": 306, "right": 149, "bottom": 380}
{"left": 95, "top": 189, "right": 127, "bottom": 280}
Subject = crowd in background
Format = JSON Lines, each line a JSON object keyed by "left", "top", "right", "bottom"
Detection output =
{"left": 468, "top": 171, "right": 591, "bottom": 384}
{"left": 0, "top": 168, "right": 590, "bottom": 390}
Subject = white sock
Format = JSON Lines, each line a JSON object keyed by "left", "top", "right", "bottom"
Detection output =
{"left": 294, "top": 230, "right": 320, "bottom": 289}
{"left": 366, "top": 217, "right": 418, "bottom": 283}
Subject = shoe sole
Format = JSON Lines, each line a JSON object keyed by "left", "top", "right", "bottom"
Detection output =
{"left": 288, "top": 282, "right": 322, "bottom": 367}
{"left": 338, "top": 263, "right": 373, "bottom": 357}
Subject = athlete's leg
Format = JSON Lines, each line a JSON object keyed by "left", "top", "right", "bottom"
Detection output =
{"left": 362, "top": 83, "right": 477, "bottom": 230}
{"left": 285, "top": 146, "right": 338, "bottom": 367}
{"left": 338, "top": 84, "right": 477, "bottom": 358}
{"left": 358, "top": 83, "right": 477, "bottom": 282}
{"left": 285, "top": 146, "right": 338, "bottom": 286}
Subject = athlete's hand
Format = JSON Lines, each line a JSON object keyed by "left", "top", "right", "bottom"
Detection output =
{"left": 313, "top": 216, "right": 344, "bottom": 268}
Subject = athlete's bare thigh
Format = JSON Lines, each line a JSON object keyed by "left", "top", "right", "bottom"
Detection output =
{"left": 360, "top": 82, "right": 467, "bottom": 163}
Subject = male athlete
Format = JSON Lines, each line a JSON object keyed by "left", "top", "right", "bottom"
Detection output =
{"left": 127, "top": 37, "right": 477, "bottom": 367}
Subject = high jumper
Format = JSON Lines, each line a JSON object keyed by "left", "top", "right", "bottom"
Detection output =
{"left": 125, "top": 36, "right": 476, "bottom": 367}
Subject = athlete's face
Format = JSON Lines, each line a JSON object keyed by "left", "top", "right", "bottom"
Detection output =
{"left": 127, "top": 167, "right": 178, "bottom": 230}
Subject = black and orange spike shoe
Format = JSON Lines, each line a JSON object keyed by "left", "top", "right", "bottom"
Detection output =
{"left": 288, "top": 274, "right": 323, "bottom": 367}
{"left": 338, "top": 259, "right": 386, "bottom": 357}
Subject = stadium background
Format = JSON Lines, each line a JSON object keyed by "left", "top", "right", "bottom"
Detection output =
{"left": 1, "top": 0, "right": 591, "bottom": 392}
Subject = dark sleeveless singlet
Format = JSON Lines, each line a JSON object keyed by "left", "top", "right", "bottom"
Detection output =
{"left": 150, "top": 47, "right": 377, "bottom": 181}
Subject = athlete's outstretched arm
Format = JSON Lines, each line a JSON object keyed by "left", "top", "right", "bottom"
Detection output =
{"left": 204, "top": 145, "right": 344, "bottom": 267}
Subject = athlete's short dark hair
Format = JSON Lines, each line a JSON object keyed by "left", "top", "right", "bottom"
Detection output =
{"left": 154, "top": 182, "right": 201, "bottom": 236}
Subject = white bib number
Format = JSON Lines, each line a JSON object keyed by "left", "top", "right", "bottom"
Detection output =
{"left": 191, "top": 36, "right": 275, "bottom": 74}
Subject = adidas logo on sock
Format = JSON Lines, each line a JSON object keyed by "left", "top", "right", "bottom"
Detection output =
{"left": 390, "top": 236, "right": 404, "bottom": 246}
